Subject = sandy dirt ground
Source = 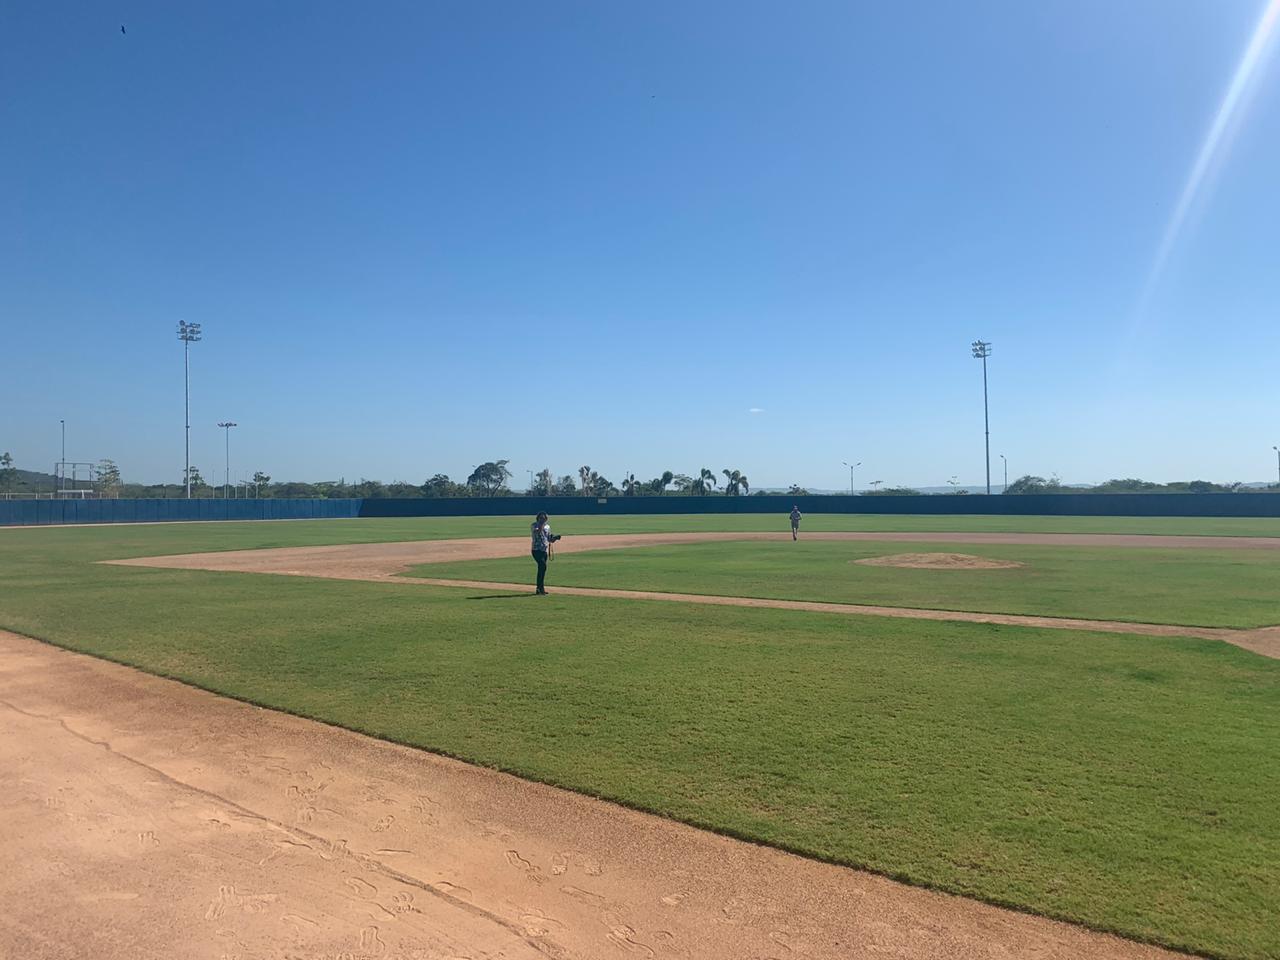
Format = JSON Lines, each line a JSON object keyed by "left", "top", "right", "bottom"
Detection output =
{"left": 110, "top": 532, "right": 1280, "bottom": 659}
{"left": 0, "top": 629, "right": 1186, "bottom": 960}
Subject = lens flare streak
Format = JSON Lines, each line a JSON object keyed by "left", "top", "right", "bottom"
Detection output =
{"left": 1136, "top": 0, "right": 1280, "bottom": 319}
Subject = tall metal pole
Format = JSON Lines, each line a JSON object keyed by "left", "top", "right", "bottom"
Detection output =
{"left": 972, "top": 341, "right": 993, "bottom": 495}
{"left": 1274, "top": 446, "right": 1279, "bottom": 486}
{"left": 1000, "top": 454, "right": 1008, "bottom": 491}
{"left": 982, "top": 354, "right": 990, "bottom": 495}
{"left": 178, "top": 322, "right": 202, "bottom": 498}
{"left": 60, "top": 419, "right": 65, "bottom": 491}
{"left": 218, "top": 422, "right": 237, "bottom": 499}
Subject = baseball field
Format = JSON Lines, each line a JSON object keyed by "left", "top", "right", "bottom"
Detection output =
{"left": 3, "top": 512, "right": 1279, "bottom": 960}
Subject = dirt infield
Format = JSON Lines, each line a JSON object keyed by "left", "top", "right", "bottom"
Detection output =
{"left": 0, "top": 629, "right": 1184, "bottom": 960}
{"left": 106, "top": 530, "right": 1280, "bottom": 583}
{"left": 110, "top": 532, "right": 1280, "bottom": 659}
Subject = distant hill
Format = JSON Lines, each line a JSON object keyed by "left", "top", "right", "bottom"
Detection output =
{"left": 4, "top": 467, "right": 93, "bottom": 492}
{"left": 16, "top": 468, "right": 58, "bottom": 485}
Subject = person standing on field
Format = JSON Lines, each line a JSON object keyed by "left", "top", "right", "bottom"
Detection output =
{"left": 531, "top": 511, "right": 560, "bottom": 595}
{"left": 790, "top": 505, "right": 802, "bottom": 540}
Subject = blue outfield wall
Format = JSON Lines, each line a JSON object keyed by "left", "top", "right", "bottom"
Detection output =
{"left": 3, "top": 493, "right": 1280, "bottom": 526}
{"left": 0, "top": 498, "right": 362, "bottom": 526}
{"left": 358, "top": 492, "right": 1280, "bottom": 519}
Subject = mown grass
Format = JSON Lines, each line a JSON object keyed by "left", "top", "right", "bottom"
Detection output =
{"left": 2, "top": 516, "right": 1280, "bottom": 958}
{"left": 12, "top": 508, "right": 1280, "bottom": 551}
{"left": 414, "top": 539, "right": 1280, "bottom": 629}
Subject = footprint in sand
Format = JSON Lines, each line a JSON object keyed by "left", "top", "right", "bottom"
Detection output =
{"left": 504, "top": 849, "right": 544, "bottom": 884}
{"left": 519, "top": 907, "right": 562, "bottom": 938}
{"left": 602, "top": 911, "right": 656, "bottom": 957}
{"left": 358, "top": 925, "right": 386, "bottom": 955}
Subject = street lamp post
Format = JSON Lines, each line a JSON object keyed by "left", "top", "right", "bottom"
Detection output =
{"left": 217, "top": 422, "right": 237, "bottom": 499}
{"left": 971, "top": 340, "right": 993, "bottom": 495}
{"left": 177, "top": 321, "right": 203, "bottom": 498}
{"left": 1000, "top": 454, "right": 1008, "bottom": 492}
{"left": 842, "top": 460, "right": 861, "bottom": 495}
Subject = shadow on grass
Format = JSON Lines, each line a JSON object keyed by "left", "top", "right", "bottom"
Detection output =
{"left": 466, "top": 593, "right": 534, "bottom": 600}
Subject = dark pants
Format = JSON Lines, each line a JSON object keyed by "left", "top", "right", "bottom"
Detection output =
{"left": 532, "top": 549, "right": 548, "bottom": 592}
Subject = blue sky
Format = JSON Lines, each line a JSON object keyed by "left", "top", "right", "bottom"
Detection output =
{"left": 3, "top": 1, "right": 1279, "bottom": 490}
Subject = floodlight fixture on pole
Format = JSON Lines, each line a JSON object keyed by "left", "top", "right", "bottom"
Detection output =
{"left": 217, "top": 422, "right": 237, "bottom": 499}
{"left": 971, "top": 340, "right": 993, "bottom": 495}
{"left": 177, "top": 321, "right": 203, "bottom": 498}
{"left": 842, "top": 460, "right": 861, "bottom": 495}
{"left": 1000, "top": 454, "right": 1008, "bottom": 491}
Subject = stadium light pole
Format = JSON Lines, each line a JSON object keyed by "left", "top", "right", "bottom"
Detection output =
{"left": 177, "top": 321, "right": 202, "bottom": 498}
{"left": 1273, "top": 446, "right": 1279, "bottom": 486}
{"left": 59, "top": 419, "right": 65, "bottom": 491}
{"left": 1000, "top": 454, "right": 1007, "bottom": 491}
{"left": 217, "top": 422, "right": 237, "bottom": 499}
{"left": 971, "top": 340, "right": 993, "bottom": 494}
{"left": 842, "top": 460, "right": 861, "bottom": 495}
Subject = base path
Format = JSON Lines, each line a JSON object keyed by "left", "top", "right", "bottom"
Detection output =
{"left": 111, "top": 532, "right": 1280, "bottom": 660}
{"left": 0, "top": 630, "right": 1182, "bottom": 960}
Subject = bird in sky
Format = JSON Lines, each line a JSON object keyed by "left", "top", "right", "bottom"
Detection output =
{"left": 120, "top": 25, "right": 126, "bottom": 35}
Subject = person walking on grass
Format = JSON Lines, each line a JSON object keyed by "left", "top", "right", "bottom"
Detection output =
{"left": 530, "top": 512, "right": 561, "bottom": 595}
{"left": 790, "top": 505, "right": 802, "bottom": 541}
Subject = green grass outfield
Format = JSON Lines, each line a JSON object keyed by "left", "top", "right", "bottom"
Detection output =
{"left": 415, "top": 539, "right": 1280, "bottom": 629}
{"left": 3, "top": 515, "right": 1280, "bottom": 958}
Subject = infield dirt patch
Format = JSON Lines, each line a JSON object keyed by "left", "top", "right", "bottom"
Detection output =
{"left": 0, "top": 629, "right": 1184, "bottom": 960}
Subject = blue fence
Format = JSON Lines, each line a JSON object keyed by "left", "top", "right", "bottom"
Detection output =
{"left": 3, "top": 493, "right": 1279, "bottom": 527}
{"left": 0, "top": 498, "right": 362, "bottom": 527}
{"left": 359, "top": 493, "right": 1280, "bottom": 519}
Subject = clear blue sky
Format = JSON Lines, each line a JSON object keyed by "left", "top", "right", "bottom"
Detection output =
{"left": 4, "top": 1, "right": 1279, "bottom": 490}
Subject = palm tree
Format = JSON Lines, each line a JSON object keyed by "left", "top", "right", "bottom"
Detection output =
{"left": 658, "top": 470, "right": 674, "bottom": 494}
{"left": 579, "top": 465, "right": 592, "bottom": 496}
{"left": 722, "top": 468, "right": 749, "bottom": 496}
{"left": 621, "top": 473, "right": 639, "bottom": 496}
{"left": 693, "top": 467, "right": 716, "bottom": 495}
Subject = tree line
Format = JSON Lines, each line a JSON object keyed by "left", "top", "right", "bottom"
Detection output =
{"left": 2, "top": 450, "right": 1276, "bottom": 498}
{"left": 1000, "top": 475, "right": 1275, "bottom": 495}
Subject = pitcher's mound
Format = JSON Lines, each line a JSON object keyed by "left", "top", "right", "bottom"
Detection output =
{"left": 854, "top": 552, "right": 1023, "bottom": 570}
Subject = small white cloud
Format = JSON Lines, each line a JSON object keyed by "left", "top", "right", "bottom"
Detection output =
{"left": 748, "top": 407, "right": 765, "bottom": 414}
